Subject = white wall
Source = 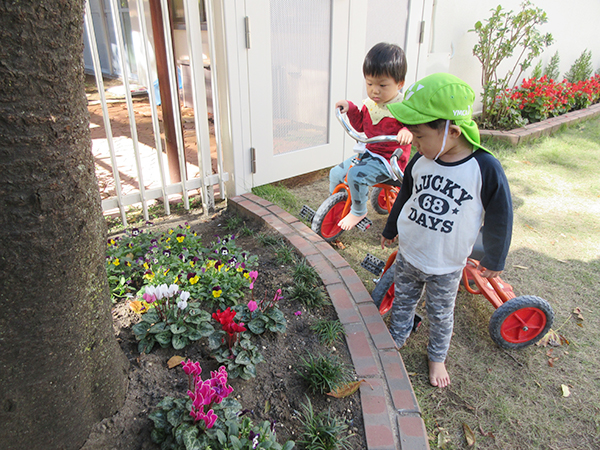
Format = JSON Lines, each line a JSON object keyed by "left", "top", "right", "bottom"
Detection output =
{"left": 425, "top": 0, "right": 600, "bottom": 112}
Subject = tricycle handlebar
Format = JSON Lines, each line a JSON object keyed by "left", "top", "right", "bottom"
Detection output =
{"left": 335, "top": 107, "right": 398, "bottom": 144}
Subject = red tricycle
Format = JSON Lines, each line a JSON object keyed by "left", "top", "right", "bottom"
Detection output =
{"left": 364, "top": 240, "right": 554, "bottom": 350}
{"left": 300, "top": 107, "right": 405, "bottom": 242}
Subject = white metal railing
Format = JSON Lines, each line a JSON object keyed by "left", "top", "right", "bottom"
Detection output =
{"left": 84, "top": 0, "right": 227, "bottom": 228}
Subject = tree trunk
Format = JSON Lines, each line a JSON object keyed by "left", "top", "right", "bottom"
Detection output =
{"left": 0, "top": 1, "right": 129, "bottom": 449}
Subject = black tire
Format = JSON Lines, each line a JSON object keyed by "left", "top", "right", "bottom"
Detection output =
{"left": 370, "top": 187, "right": 388, "bottom": 214}
{"left": 311, "top": 191, "right": 348, "bottom": 242}
{"left": 488, "top": 295, "right": 554, "bottom": 350}
{"left": 371, "top": 263, "right": 395, "bottom": 310}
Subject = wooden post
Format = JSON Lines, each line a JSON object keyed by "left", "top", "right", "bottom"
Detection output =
{"left": 148, "top": 0, "right": 182, "bottom": 183}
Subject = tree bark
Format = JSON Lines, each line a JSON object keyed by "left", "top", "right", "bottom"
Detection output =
{"left": 0, "top": 1, "right": 129, "bottom": 449}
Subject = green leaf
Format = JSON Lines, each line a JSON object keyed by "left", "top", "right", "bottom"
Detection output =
{"left": 170, "top": 323, "right": 187, "bottom": 334}
{"left": 148, "top": 409, "right": 168, "bottom": 430}
{"left": 155, "top": 331, "right": 172, "bottom": 346}
{"left": 142, "top": 309, "right": 160, "bottom": 323}
{"left": 197, "top": 322, "right": 215, "bottom": 337}
{"left": 172, "top": 334, "right": 189, "bottom": 350}
{"left": 235, "top": 351, "right": 251, "bottom": 365}
{"left": 216, "top": 429, "right": 227, "bottom": 445}
{"left": 230, "top": 435, "right": 242, "bottom": 450}
{"left": 138, "top": 338, "right": 155, "bottom": 354}
{"left": 132, "top": 322, "right": 150, "bottom": 337}
{"left": 167, "top": 407, "right": 184, "bottom": 427}
{"left": 248, "top": 318, "right": 266, "bottom": 335}
{"left": 182, "top": 426, "right": 200, "bottom": 449}
{"left": 282, "top": 441, "right": 295, "bottom": 450}
{"left": 148, "top": 322, "right": 167, "bottom": 334}
{"left": 186, "top": 329, "right": 203, "bottom": 341}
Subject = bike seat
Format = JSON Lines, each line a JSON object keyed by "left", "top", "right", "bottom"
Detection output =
{"left": 378, "top": 178, "right": 403, "bottom": 188}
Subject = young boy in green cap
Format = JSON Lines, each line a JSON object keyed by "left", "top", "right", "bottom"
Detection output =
{"left": 380, "top": 73, "right": 513, "bottom": 388}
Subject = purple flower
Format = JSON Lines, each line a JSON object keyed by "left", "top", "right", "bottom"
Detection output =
{"left": 295, "top": 311, "right": 302, "bottom": 316}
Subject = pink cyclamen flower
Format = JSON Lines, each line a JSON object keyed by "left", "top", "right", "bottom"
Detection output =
{"left": 273, "top": 288, "right": 283, "bottom": 303}
{"left": 247, "top": 300, "right": 258, "bottom": 312}
{"left": 295, "top": 311, "right": 302, "bottom": 316}
{"left": 182, "top": 359, "right": 202, "bottom": 377}
{"left": 248, "top": 270, "right": 259, "bottom": 289}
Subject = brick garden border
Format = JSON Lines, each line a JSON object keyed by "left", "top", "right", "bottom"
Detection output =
{"left": 229, "top": 193, "right": 430, "bottom": 450}
{"left": 479, "top": 103, "right": 600, "bottom": 146}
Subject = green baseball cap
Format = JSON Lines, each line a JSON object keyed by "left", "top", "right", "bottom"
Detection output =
{"left": 388, "top": 73, "right": 492, "bottom": 154}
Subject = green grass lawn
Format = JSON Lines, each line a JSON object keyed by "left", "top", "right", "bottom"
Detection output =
{"left": 253, "top": 116, "right": 600, "bottom": 450}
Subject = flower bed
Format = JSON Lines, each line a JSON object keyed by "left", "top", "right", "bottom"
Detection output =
{"left": 100, "top": 217, "right": 366, "bottom": 449}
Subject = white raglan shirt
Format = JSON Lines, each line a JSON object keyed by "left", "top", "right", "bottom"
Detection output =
{"left": 387, "top": 150, "right": 512, "bottom": 275}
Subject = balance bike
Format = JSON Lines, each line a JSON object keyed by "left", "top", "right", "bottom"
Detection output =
{"left": 363, "top": 246, "right": 554, "bottom": 350}
{"left": 300, "top": 107, "right": 405, "bottom": 242}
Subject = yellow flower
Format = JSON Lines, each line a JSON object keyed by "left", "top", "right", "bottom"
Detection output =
{"left": 129, "top": 300, "right": 149, "bottom": 314}
{"left": 144, "top": 271, "right": 155, "bottom": 281}
{"left": 174, "top": 276, "right": 179, "bottom": 283}
{"left": 143, "top": 262, "right": 149, "bottom": 270}
{"left": 126, "top": 261, "right": 131, "bottom": 267}
{"left": 164, "top": 268, "right": 170, "bottom": 275}
{"left": 207, "top": 260, "right": 216, "bottom": 269}
{"left": 190, "top": 261, "right": 195, "bottom": 267}
{"left": 112, "top": 258, "right": 120, "bottom": 266}
{"left": 176, "top": 236, "right": 184, "bottom": 243}
{"left": 244, "top": 272, "right": 250, "bottom": 278}
{"left": 212, "top": 289, "right": 222, "bottom": 298}
{"left": 166, "top": 237, "right": 171, "bottom": 243}
{"left": 189, "top": 275, "right": 199, "bottom": 285}
{"left": 168, "top": 229, "right": 174, "bottom": 235}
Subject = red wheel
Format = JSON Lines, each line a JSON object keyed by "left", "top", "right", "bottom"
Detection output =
{"left": 370, "top": 187, "right": 398, "bottom": 214}
{"left": 489, "top": 295, "right": 554, "bottom": 349}
{"left": 370, "top": 264, "right": 395, "bottom": 315}
{"left": 311, "top": 191, "right": 348, "bottom": 242}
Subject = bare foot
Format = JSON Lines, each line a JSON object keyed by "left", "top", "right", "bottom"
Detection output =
{"left": 338, "top": 212, "right": 367, "bottom": 231}
{"left": 428, "top": 360, "right": 450, "bottom": 388}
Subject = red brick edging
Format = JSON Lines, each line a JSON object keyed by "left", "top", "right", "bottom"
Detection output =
{"left": 229, "top": 193, "right": 430, "bottom": 450}
{"left": 480, "top": 103, "right": 600, "bottom": 145}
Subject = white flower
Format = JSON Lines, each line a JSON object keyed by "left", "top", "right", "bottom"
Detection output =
{"left": 167, "top": 284, "right": 179, "bottom": 297}
{"left": 180, "top": 291, "right": 191, "bottom": 301}
{"left": 145, "top": 285, "right": 157, "bottom": 297}
{"left": 155, "top": 284, "right": 169, "bottom": 300}
{"left": 177, "top": 299, "right": 188, "bottom": 310}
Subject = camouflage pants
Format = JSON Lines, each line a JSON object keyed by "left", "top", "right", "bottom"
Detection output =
{"left": 329, "top": 153, "right": 391, "bottom": 216}
{"left": 390, "top": 251, "right": 462, "bottom": 362}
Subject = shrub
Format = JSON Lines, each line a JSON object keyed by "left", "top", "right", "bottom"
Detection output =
{"left": 297, "top": 352, "right": 351, "bottom": 395}
{"left": 470, "top": 1, "right": 553, "bottom": 127}
{"left": 298, "top": 397, "right": 352, "bottom": 450}
{"left": 543, "top": 51, "right": 561, "bottom": 80}
{"left": 565, "top": 49, "right": 594, "bottom": 83}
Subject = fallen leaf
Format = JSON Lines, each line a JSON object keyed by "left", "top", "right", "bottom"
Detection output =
{"left": 479, "top": 425, "right": 495, "bottom": 439}
{"left": 129, "top": 300, "right": 149, "bottom": 314}
{"left": 437, "top": 427, "right": 451, "bottom": 449}
{"left": 463, "top": 423, "right": 476, "bottom": 446}
{"left": 572, "top": 307, "right": 584, "bottom": 321}
{"left": 332, "top": 240, "right": 346, "bottom": 249}
{"left": 513, "top": 265, "right": 529, "bottom": 270}
{"left": 536, "top": 329, "right": 562, "bottom": 347}
{"left": 327, "top": 379, "right": 372, "bottom": 398}
{"left": 548, "top": 357, "right": 559, "bottom": 367}
{"left": 561, "top": 384, "right": 571, "bottom": 397}
{"left": 167, "top": 355, "right": 185, "bottom": 369}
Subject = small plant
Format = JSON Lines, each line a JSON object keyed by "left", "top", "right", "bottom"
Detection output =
{"left": 543, "top": 51, "right": 561, "bottom": 80}
{"left": 224, "top": 214, "right": 243, "bottom": 231}
{"left": 311, "top": 319, "right": 346, "bottom": 347}
{"left": 235, "top": 288, "right": 287, "bottom": 335}
{"left": 293, "top": 259, "right": 320, "bottom": 285}
{"left": 131, "top": 284, "right": 214, "bottom": 353}
{"left": 565, "top": 49, "right": 594, "bottom": 83}
{"left": 297, "top": 352, "right": 351, "bottom": 395}
{"left": 208, "top": 307, "right": 265, "bottom": 379}
{"left": 256, "top": 232, "right": 282, "bottom": 247}
{"left": 288, "top": 281, "right": 328, "bottom": 309}
{"left": 275, "top": 244, "right": 296, "bottom": 265}
{"left": 149, "top": 360, "right": 295, "bottom": 450}
{"left": 252, "top": 183, "right": 299, "bottom": 212}
{"left": 298, "top": 397, "right": 352, "bottom": 450}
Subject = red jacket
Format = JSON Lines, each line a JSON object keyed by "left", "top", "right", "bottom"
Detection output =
{"left": 347, "top": 101, "right": 411, "bottom": 171}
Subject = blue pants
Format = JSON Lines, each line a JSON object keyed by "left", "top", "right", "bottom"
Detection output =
{"left": 329, "top": 153, "right": 391, "bottom": 216}
{"left": 389, "top": 251, "right": 462, "bottom": 362}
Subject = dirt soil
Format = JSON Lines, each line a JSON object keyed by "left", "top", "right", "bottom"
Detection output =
{"left": 82, "top": 207, "right": 366, "bottom": 450}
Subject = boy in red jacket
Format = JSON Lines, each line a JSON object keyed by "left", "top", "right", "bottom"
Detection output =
{"left": 331, "top": 42, "right": 412, "bottom": 230}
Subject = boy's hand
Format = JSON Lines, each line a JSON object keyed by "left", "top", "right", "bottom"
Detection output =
{"left": 335, "top": 100, "right": 349, "bottom": 114}
{"left": 396, "top": 128, "right": 413, "bottom": 145}
{"left": 477, "top": 264, "right": 502, "bottom": 278}
{"left": 380, "top": 235, "right": 397, "bottom": 249}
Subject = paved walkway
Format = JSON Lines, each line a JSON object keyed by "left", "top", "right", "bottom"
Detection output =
{"left": 229, "top": 193, "right": 430, "bottom": 450}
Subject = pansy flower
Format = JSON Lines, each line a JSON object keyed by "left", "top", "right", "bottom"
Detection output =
{"left": 176, "top": 234, "right": 185, "bottom": 243}
{"left": 212, "top": 286, "right": 222, "bottom": 298}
